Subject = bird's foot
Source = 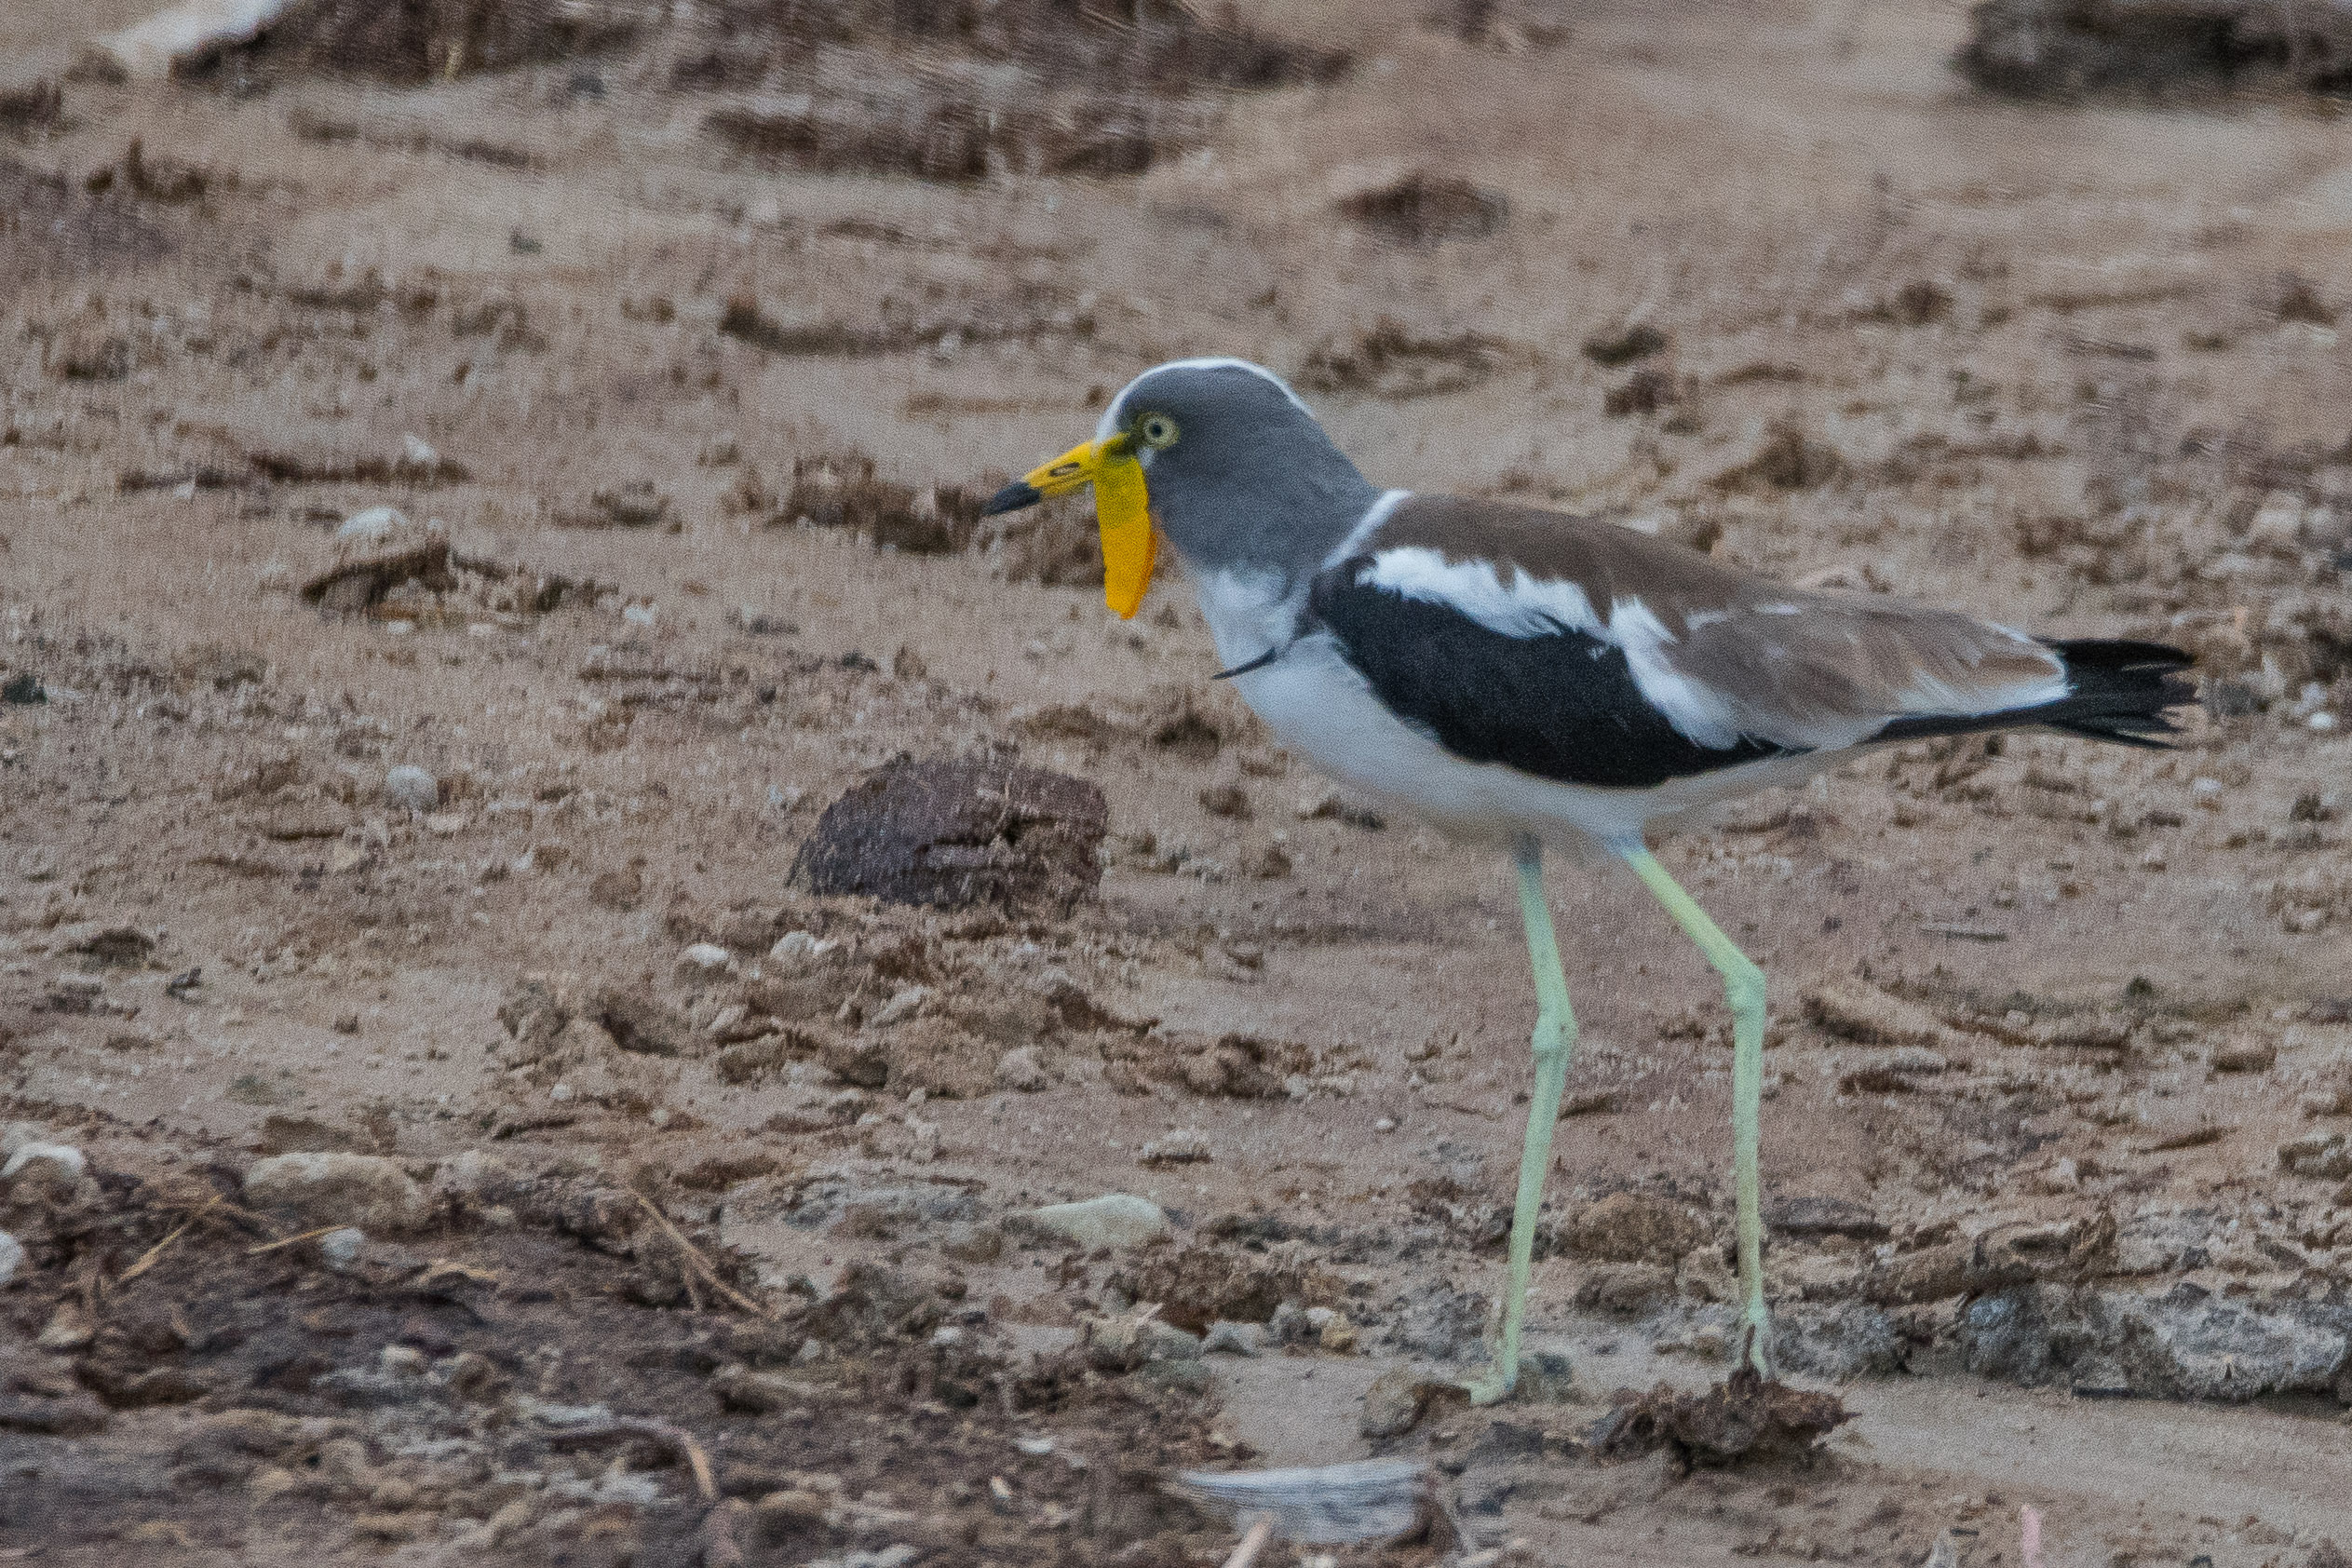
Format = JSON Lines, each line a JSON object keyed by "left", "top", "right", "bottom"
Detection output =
{"left": 1735, "top": 1304, "right": 1778, "bottom": 1381}
{"left": 1461, "top": 1361, "right": 1516, "bottom": 1407}
{"left": 1462, "top": 1348, "right": 1574, "bottom": 1406}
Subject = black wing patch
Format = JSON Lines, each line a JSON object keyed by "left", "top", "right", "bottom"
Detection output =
{"left": 1307, "top": 560, "right": 1793, "bottom": 791}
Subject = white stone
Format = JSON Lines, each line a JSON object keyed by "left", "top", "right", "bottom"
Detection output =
{"left": 384, "top": 765, "right": 439, "bottom": 813}
{"left": 681, "top": 942, "right": 731, "bottom": 972}
{"left": 85, "top": 0, "right": 300, "bottom": 79}
{"left": 994, "top": 1047, "right": 1049, "bottom": 1092}
{"left": 319, "top": 1227, "right": 366, "bottom": 1272}
{"left": 245, "top": 1152, "right": 428, "bottom": 1233}
{"left": 0, "top": 1123, "right": 50, "bottom": 1159}
{"left": 338, "top": 505, "right": 411, "bottom": 541}
{"left": 869, "top": 986, "right": 928, "bottom": 1028}
{"left": 0, "top": 1231, "right": 23, "bottom": 1289}
{"left": 1026, "top": 1194, "right": 1169, "bottom": 1251}
{"left": 431, "top": 1150, "right": 513, "bottom": 1203}
{"left": 768, "top": 930, "right": 836, "bottom": 966}
{"left": 1, "top": 1142, "right": 87, "bottom": 1184}
{"left": 1139, "top": 1129, "right": 1210, "bottom": 1165}
{"left": 1202, "top": 1320, "right": 1264, "bottom": 1357}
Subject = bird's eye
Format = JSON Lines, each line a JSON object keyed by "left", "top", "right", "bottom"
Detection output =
{"left": 1137, "top": 413, "right": 1178, "bottom": 449}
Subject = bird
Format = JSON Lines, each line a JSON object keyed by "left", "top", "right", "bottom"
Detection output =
{"left": 980, "top": 357, "right": 2195, "bottom": 1401}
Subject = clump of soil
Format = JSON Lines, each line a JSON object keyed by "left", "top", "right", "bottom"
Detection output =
{"left": 1107, "top": 1242, "right": 1337, "bottom": 1332}
{"left": 1154, "top": 1033, "right": 1317, "bottom": 1099}
{"left": 0, "top": 81, "right": 64, "bottom": 139}
{"left": 776, "top": 453, "right": 987, "bottom": 555}
{"left": 1957, "top": 0, "right": 2352, "bottom": 99}
{"left": 190, "top": 0, "right": 646, "bottom": 86}
{"left": 1581, "top": 321, "right": 1668, "bottom": 366}
{"left": 1294, "top": 320, "right": 1508, "bottom": 399}
{"left": 791, "top": 755, "right": 1109, "bottom": 914}
{"left": 1710, "top": 417, "right": 1848, "bottom": 493}
{"left": 1336, "top": 173, "right": 1508, "bottom": 247}
{"left": 297, "top": 534, "right": 604, "bottom": 618}
{"left": 1590, "top": 1372, "right": 1853, "bottom": 1467}
{"left": 1603, "top": 367, "right": 1682, "bottom": 417}
{"left": 691, "top": 0, "right": 1345, "bottom": 182}
{"left": 0, "top": 159, "right": 172, "bottom": 279}
{"left": 716, "top": 0, "right": 1351, "bottom": 94}
{"left": 706, "top": 93, "right": 1215, "bottom": 182}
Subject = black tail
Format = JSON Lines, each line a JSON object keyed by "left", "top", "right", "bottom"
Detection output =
{"left": 2036, "top": 639, "right": 2197, "bottom": 747}
{"left": 1872, "top": 638, "right": 2196, "bottom": 750}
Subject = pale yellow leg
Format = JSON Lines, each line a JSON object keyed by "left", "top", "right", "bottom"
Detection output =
{"left": 1465, "top": 840, "right": 1578, "bottom": 1405}
{"left": 1619, "top": 844, "right": 1776, "bottom": 1378}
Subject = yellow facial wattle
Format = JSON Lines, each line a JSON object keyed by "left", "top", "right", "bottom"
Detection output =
{"left": 1013, "top": 436, "right": 1160, "bottom": 619}
{"left": 1090, "top": 451, "right": 1156, "bottom": 618}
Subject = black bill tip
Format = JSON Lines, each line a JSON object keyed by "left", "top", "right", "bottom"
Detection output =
{"left": 980, "top": 480, "right": 1042, "bottom": 517}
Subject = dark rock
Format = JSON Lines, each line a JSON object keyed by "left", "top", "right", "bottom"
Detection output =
{"left": 791, "top": 755, "right": 1106, "bottom": 914}
{"left": 0, "top": 1390, "right": 109, "bottom": 1435}
{"left": 1582, "top": 322, "right": 1668, "bottom": 367}
{"left": 1563, "top": 1192, "right": 1710, "bottom": 1264}
{"left": 1766, "top": 1195, "right": 1889, "bottom": 1241}
{"left": 1776, "top": 1302, "right": 1908, "bottom": 1382}
{"left": 1336, "top": 172, "right": 1507, "bottom": 247}
{"left": 1588, "top": 1369, "right": 1851, "bottom": 1466}
{"left": 1106, "top": 1242, "right": 1331, "bottom": 1332}
{"left": 1958, "top": 1282, "right": 2352, "bottom": 1401}
{"left": 0, "top": 80, "right": 62, "bottom": 137}
{"left": 1960, "top": 0, "right": 2352, "bottom": 100}
{"left": 1575, "top": 1262, "right": 1675, "bottom": 1315}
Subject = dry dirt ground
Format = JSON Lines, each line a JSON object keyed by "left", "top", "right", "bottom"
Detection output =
{"left": 6, "top": 0, "right": 2352, "bottom": 1563}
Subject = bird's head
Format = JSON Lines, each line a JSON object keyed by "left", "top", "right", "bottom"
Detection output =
{"left": 981, "top": 358, "right": 1375, "bottom": 616}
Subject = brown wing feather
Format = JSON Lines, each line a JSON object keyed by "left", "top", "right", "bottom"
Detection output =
{"left": 1375, "top": 495, "right": 2067, "bottom": 750}
{"left": 1667, "top": 599, "right": 2066, "bottom": 750}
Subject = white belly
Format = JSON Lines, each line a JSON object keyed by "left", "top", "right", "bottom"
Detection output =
{"left": 1191, "top": 568, "right": 1824, "bottom": 848}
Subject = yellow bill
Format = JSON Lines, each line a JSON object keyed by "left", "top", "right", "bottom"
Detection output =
{"left": 980, "top": 435, "right": 1160, "bottom": 619}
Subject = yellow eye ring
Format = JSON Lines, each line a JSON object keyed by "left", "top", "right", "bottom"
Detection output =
{"left": 1137, "top": 412, "right": 1179, "bottom": 449}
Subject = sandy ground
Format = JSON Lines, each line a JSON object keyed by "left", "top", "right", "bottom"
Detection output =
{"left": 5, "top": 0, "right": 2352, "bottom": 1563}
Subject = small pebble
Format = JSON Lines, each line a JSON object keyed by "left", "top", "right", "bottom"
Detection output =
{"left": 384, "top": 765, "right": 439, "bottom": 813}
{"left": 869, "top": 985, "right": 928, "bottom": 1028}
{"left": 0, "top": 1230, "right": 24, "bottom": 1289}
{"left": 768, "top": 929, "right": 836, "bottom": 965}
{"left": 994, "top": 1048, "right": 1049, "bottom": 1092}
{"left": 1026, "top": 1194, "right": 1169, "bottom": 1250}
{"left": 1, "top": 1142, "right": 86, "bottom": 1185}
{"left": 338, "top": 505, "right": 409, "bottom": 541}
{"left": 1202, "top": 1321, "right": 1263, "bottom": 1357}
{"left": 319, "top": 1227, "right": 367, "bottom": 1272}
{"left": 1139, "top": 1129, "right": 1210, "bottom": 1165}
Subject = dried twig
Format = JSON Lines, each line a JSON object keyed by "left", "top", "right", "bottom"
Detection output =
{"left": 2021, "top": 1505, "right": 2046, "bottom": 1568}
{"left": 545, "top": 1415, "right": 717, "bottom": 1501}
{"left": 116, "top": 1195, "right": 223, "bottom": 1285}
{"left": 1220, "top": 1517, "right": 1275, "bottom": 1568}
{"left": 416, "top": 1259, "right": 501, "bottom": 1288}
{"left": 246, "top": 1224, "right": 346, "bottom": 1255}
{"left": 626, "top": 1187, "right": 772, "bottom": 1318}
